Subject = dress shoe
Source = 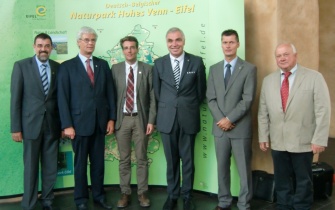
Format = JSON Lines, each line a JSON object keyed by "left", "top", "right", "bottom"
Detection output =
{"left": 214, "top": 206, "right": 231, "bottom": 210}
{"left": 138, "top": 193, "right": 150, "bottom": 207}
{"left": 163, "top": 197, "right": 177, "bottom": 210}
{"left": 94, "top": 198, "right": 113, "bottom": 209}
{"left": 117, "top": 193, "right": 131, "bottom": 208}
{"left": 76, "top": 203, "right": 88, "bottom": 210}
{"left": 183, "top": 198, "right": 195, "bottom": 210}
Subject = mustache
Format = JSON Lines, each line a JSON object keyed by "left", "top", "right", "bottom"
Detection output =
{"left": 39, "top": 51, "right": 48, "bottom": 54}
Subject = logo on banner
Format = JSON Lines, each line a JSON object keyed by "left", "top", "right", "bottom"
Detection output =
{"left": 36, "top": 5, "right": 47, "bottom": 17}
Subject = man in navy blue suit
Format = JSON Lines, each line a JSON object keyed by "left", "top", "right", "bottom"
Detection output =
{"left": 57, "top": 26, "right": 116, "bottom": 210}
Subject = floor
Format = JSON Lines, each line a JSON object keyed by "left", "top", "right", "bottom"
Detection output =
{"left": 0, "top": 185, "right": 335, "bottom": 210}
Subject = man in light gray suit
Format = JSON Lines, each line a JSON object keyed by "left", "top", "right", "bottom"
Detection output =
{"left": 207, "top": 29, "right": 257, "bottom": 210}
{"left": 153, "top": 27, "right": 206, "bottom": 210}
{"left": 111, "top": 36, "right": 156, "bottom": 208}
{"left": 258, "top": 43, "right": 331, "bottom": 210}
{"left": 10, "top": 33, "right": 61, "bottom": 210}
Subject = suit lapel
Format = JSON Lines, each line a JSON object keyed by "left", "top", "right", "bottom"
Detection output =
{"left": 225, "top": 57, "right": 243, "bottom": 93}
{"left": 163, "top": 55, "right": 175, "bottom": 85}
{"left": 136, "top": 62, "right": 143, "bottom": 94}
{"left": 286, "top": 66, "right": 305, "bottom": 111}
{"left": 47, "top": 61, "right": 57, "bottom": 99}
{"left": 119, "top": 62, "right": 127, "bottom": 96}
{"left": 180, "top": 53, "right": 190, "bottom": 84}
{"left": 92, "top": 57, "right": 101, "bottom": 86}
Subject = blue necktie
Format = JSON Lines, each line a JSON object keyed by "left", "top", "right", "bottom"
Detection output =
{"left": 225, "top": 64, "right": 231, "bottom": 88}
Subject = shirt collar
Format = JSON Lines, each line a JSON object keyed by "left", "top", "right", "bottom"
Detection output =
{"left": 125, "top": 60, "right": 138, "bottom": 71}
{"left": 170, "top": 52, "right": 185, "bottom": 62}
{"left": 280, "top": 63, "right": 298, "bottom": 75}
{"left": 78, "top": 53, "right": 93, "bottom": 63}
{"left": 34, "top": 55, "right": 49, "bottom": 68}
{"left": 224, "top": 57, "right": 238, "bottom": 68}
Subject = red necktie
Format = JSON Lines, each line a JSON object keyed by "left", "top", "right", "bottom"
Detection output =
{"left": 126, "top": 66, "right": 134, "bottom": 113}
{"left": 281, "top": 72, "right": 292, "bottom": 112}
{"left": 86, "top": 59, "right": 94, "bottom": 85}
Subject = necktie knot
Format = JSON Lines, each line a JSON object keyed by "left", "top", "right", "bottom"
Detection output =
{"left": 284, "top": 71, "right": 292, "bottom": 78}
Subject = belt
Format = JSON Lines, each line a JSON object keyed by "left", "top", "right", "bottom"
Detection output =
{"left": 123, "top": 112, "right": 138, "bottom": 116}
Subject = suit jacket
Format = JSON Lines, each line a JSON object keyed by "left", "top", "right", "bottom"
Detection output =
{"left": 111, "top": 61, "right": 156, "bottom": 131}
{"left": 10, "top": 56, "right": 61, "bottom": 139}
{"left": 57, "top": 55, "right": 116, "bottom": 136}
{"left": 153, "top": 52, "right": 206, "bottom": 134}
{"left": 207, "top": 57, "right": 257, "bottom": 138}
{"left": 258, "top": 64, "right": 331, "bottom": 152}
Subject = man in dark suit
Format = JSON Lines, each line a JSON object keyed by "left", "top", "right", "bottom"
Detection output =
{"left": 57, "top": 26, "right": 116, "bottom": 210}
{"left": 206, "top": 29, "right": 257, "bottom": 210}
{"left": 111, "top": 36, "right": 156, "bottom": 208}
{"left": 153, "top": 27, "right": 206, "bottom": 210}
{"left": 10, "top": 33, "right": 61, "bottom": 210}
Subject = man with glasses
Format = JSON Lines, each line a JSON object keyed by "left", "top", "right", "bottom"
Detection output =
{"left": 58, "top": 26, "right": 116, "bottom": 210}
{"left": 111, "top": 36, "right": 156, "bottom": 208}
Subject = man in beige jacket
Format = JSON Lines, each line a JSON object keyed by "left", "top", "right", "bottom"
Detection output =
{"left": 258, "top": 43, "right": 331, "bottom": 210}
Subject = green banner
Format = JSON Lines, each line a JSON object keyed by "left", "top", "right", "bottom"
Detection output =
{"left": 0, "top": 0, "right": 245, "bottom": 197}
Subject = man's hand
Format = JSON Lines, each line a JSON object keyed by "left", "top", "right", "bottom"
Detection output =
{"left": 146, "top": 124, "right": 154, "bottom": 135}
{"left": 311, "top": 144, "right": 325, "bottom": 154}
{"left": 259, "top": 142, "right": 269, "bottom": 152}
{"left": 216, "top": 117, "right": 235, "bottom": 131}
{"left": 106, "top": 120, "right": 115, "bottom": 135}
{"left": 64, "top": 127, "right": 76, "bottom": 140}
{"left": 12, "top": 132, "right": 23, "bottom": 142}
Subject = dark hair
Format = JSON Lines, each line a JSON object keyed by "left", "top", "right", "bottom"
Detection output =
{"left": 221, "top": 29, "right": 239, "bottom": 42}
{"left": 120, "top": 36, "right": 139, "bottom": 49}
{"left": 34, "top": 33, "right": 53, "bottom": 45}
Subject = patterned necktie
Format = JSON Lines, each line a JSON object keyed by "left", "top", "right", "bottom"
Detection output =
{"left": 225, "top": 63, "right": 231, "bottom": 88}
{"left": 173, "top": 59, "right": 180, "bottom": 90}
{"left": 126, "top": 66, "right": 134, "bottom": 113}
{"left": 281, "top": 71, "right": 292, "bottom": 112}
{"left": 86, "top": 59, "right": 94, "bottom": 85}
{"left": 41, "top": 64, "right": 49, "bottom": 96}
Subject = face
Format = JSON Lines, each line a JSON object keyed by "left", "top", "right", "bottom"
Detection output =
{"left": 166, "top": 31, "right": 185, "bottom": 58}
{"left": 77, "top": 33, "right": 96, "bottom": 57}
{"left": 275, "top": 44, "right": 297, "bottom": 72}
{"left": 221, "top": 35, "right": 240, "bottom": 60}
{"left": 122, "top": 41, "right": 138, "bottom": 64}
{"left": 33, "top": 38, "right": 53, "bottom": 62}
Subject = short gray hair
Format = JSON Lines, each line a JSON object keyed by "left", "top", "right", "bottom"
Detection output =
{"left": 76, "top": 26, "right": 98, "bottom": 41}
{"left": 166, "top": 27, "right": 185, "bottom": 40}
{"left": 275, "top": 42, "right": 297, "bottom": 54}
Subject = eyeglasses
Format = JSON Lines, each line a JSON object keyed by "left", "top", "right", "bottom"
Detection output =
{"left": 80, "top": 38, "right": 96, "bottom": 43}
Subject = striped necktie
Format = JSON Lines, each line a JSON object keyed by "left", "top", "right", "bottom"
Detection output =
{"left": 173, "top": 59, "right": 180, "bottom": 90}
{"left": 126, "top": 66, "right": 135, "bottom": 113}
{"left": 41, "top": 64, "right": 49, "bottom": 96}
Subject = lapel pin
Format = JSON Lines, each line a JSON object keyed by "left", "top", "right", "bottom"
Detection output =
{"left": 95, "top": 65, "right": 98, "bottom": 68}
{"left": 139, "top": 71, "right": 142, "bottom": 74}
